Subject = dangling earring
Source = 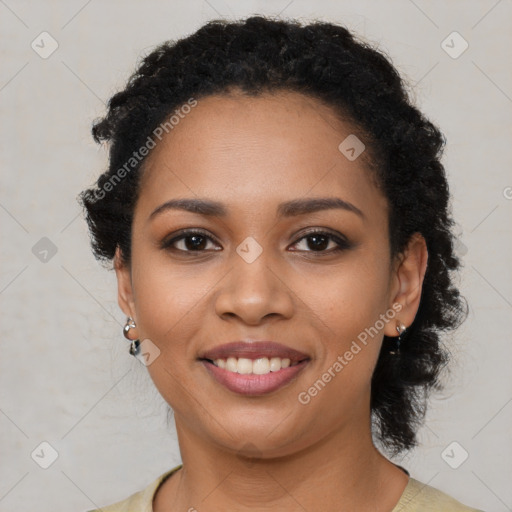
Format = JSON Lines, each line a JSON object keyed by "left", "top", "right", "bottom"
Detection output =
{"left": 390, "top": 321, "right": 406, "bottom": 355}
{"left": 123, "top": 317, "right": 140, "bottom": 356}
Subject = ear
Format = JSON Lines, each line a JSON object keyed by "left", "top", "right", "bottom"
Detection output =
{"left": 114, "top": 246, "right": 137, "bottom": 322}
{"left": 384, "top": 232, "right": 428, "bottom": 337}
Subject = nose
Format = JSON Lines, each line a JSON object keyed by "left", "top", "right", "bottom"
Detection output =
{"left": 214, "top": 249, "right": 294, "bottom": 326}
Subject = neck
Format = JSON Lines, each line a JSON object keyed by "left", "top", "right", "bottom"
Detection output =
{"left": 154, "top": 413, "right": 409, "bottom": 512}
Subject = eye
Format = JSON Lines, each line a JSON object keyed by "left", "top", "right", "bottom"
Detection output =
{"left": 160, "top": 228, "right": 352, "bottom": 256}
{"left": 160, "top": 229, "right": 221, "bottom": 254}
{"left": 289, "top": 229, "right": 351, "bottom": 254}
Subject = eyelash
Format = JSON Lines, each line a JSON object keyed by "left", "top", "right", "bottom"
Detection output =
{"left": 160, "top": 228, "right": 352, "bottom": 256}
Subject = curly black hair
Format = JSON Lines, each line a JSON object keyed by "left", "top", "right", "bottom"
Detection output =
{"left": 78, "top": 15, "right": 468, "bottom": 455}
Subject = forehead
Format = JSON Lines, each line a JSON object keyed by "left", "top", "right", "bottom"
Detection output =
{"left": 136, "top": 90, "right": 386, "bottom": 220}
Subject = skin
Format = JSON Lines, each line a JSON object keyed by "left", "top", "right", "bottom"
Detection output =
{"left": 115, "top": 90, "right": 428, "bottom": 512}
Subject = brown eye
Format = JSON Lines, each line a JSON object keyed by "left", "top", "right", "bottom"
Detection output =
{"left": 290, "top": 230, "right": 351, "bottom": 254}
{"left": 161, "top": 230, "right": 221, "bottom": 253}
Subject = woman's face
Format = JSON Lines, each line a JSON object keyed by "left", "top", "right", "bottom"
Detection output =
{"left": 115, "top": 90, "right": 423, "bottom": 458}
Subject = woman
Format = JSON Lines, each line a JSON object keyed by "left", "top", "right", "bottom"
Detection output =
{"left": 79, "top": 15, "right": 484, "bottom": 512}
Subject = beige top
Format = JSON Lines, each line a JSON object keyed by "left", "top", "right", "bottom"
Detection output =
{"left": 87, "top": 464, "right": 484, "bottom": 512}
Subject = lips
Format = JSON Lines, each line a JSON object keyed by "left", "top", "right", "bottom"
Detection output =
{"left": 198, "top": 341, "right": 311, "bottom": 395}
{"left": 198, "top": 341, "right": 310, "bottom": 364}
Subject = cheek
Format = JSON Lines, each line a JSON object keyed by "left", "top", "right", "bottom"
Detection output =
{"left": 293, "top": 252, "right": 391, "bottom": 388}
{"left": 130, "top": 245, "right": 210, "bottom": 342}
{"left": 130, "top": 258, "right": 209, "bottom": 409}
{"left": 296, "top": 256, "right": 390, "bottom": 340}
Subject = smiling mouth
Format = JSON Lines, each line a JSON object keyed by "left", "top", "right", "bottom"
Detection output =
{"left": 201, "top": 356, "right": 308, "bottom": 375}
{"left": 200, "top": 356, "right": 310, "bottom": 396}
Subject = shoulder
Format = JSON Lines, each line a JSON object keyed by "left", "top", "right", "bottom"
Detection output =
{"left": 84, "top": 465, "right": 182, "bottom": 512}
{"left": 393, "top": 477, "right": 486, "bottom": 512}
{"left": 85, "top": 467, "right": 486, "bottom": 512}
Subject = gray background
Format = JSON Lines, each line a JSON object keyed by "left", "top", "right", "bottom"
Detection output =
{"left": 0, "top": 0, "right": 511, "bottom": 510}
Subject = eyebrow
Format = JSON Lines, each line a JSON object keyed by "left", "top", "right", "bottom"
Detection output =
{"left": 148, "top": 196, "right": 365, "bottom": 222}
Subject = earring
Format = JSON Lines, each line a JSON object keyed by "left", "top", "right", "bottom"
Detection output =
{"left": 390, "top": 321, "right": 406, "bottom": 355}
{"left": 123, "top": 317, "right": 140, "bottom": 356}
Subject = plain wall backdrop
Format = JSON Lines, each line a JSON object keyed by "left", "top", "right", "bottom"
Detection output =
{"left": 0, "top": 1, "right": 511, "bottom": 510}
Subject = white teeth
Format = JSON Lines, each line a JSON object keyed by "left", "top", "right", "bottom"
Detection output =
{"left": 237, "top": 358, "right": 253, "bottom": 374}
{"left": 226, "top": 357, "right": 238, "bottom": 372}
{"left": 213, "top": 356, "right": 294, "bottom": 374}
{"left": 253, "top": 357, "right": 270, "bottom": 375}
{"left": 269, "top": 357, "right": 281, "bottom": 372}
